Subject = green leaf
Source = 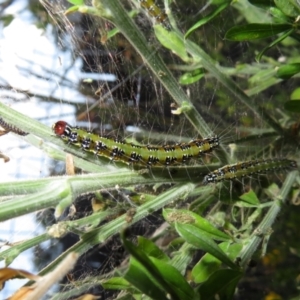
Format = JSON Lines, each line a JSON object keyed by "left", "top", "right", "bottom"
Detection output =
{"left": 164, "top": 209, "right": 231, "bottom": 241}
{"left": 255, "top": 28, "right": 294, "bottom": 61}
{"left": 67, "top": 0, "right": 84, "bottom": 5}
{"left": 154, "top": 25, "right": 190, "bottom": 62}
{"left": 102, "top": 277, "right": 132, "bottom": 290}
{"left": 264, "top": 183, "right": 281, "bottom": 199}
{"left": 192, "top": 242, "right": 243, "bottom": 283}
{"left": 248, "top": 0, "right": 275, "bottom": 9}
{"left": 197, "top": 269, "right": 243, "bottom": 300}
{"left": 248, "top": 69, "right": 277, "bottom": 86}
{"left": 225, "top": 23, "right": 293, "bottom": 41}
{"left": 64, "top": 5, "right": 80, "bottom": 14}
{"left": 291, "top": 87, "right": 300, "bottom": 100}
{"left": 137, "top": 236, "right": 169, "bottom": 261}
{"left": 175, "top": 223, "right": 237, "bottom": 269}
{"left": 238, "top": 190, "right": 260, "bottom": 207}
{"left": 179, "top": 69, "right": 205, "bottom": 85}
{"left": 274, "top": 0, "right": 300, "bottom": 17}
{"left": 284, "top": 100, "right": 300, "bottom": 112}
{"left": 150, "top": 257, "right": 195, "bottom": 300}
{"left": 192, "top": 251, "right": 222, "bottom": 284}
{"left": 124, "top": 257, "right": 168, "bottom": 300}
{"left": 122, "top": 232, "right": 180, "bottom": 300}
{"left": 277, "top": 63, "right": 300, "bottom": 79}
{"left": 269, "top": 7, "right": 291, "bottom": 23}
{"left": 185, "top": 2, "right": 229, "bottom": 38}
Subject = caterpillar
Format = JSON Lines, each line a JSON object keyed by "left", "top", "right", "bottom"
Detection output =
{"left": 0, "top": 118, "right": 28, "bottom": 136}
{"left": 138, "top": 0, "right": 170, "bottom": 29}
{"left": 203, "top": 158, "right": 298, "bottom": 184}
{"left": 52, "top": 120, "right": 219, "bottom": 166}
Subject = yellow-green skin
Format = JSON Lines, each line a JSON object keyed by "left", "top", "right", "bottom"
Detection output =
{"left": 53, "top": 121, "right": 219, "bottom": 166}
{"left": 139, "top": 0, "right": 170, "bottom": 29}
{"left": 203, "top": 158, "right": 297, "bottom": 184}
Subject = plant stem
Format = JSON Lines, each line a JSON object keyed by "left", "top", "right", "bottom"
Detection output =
{"left": 238, "top": 170, "right": 298, "bottom": 267}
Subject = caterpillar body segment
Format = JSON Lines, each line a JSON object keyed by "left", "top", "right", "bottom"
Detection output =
{"left": 203, "top": 158, "right": 297, "bottom": 184}
{"left": 53, "top": 121, "right": 219, "bottom": 166}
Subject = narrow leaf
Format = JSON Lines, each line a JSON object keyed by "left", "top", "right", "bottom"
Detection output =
{"left": 291, "top": 87, "right": 300, "bottom": 100}
{"left": 238, "top": 190, "right": 260, "bottom": 206}
{"left": 274, "top": 0, "right": 300, "bottom": 17}
{"left": 150, "top": 257, "right": 195, "bottom": 300}
{"left": 185, "top": 2, "right": 229, "bottom": 38}
{"left": 102, "top": 277, "right": 132, "bottom": 290}
{"left": 124, "top": 258, "right": 168, "bottom": 300}
{"left": 175, "top": 223, "right": 237, "bottom": 269}
{"left": 277, "top": 63, "right": 300, "bottom": 79}
{"left": 122, "top": 232, "right": 180, "bottom": 300}
{"left": 255, "top": 28, "right": 294, "bottom": 61}
{"left": 64, "top": 5, "right": 80, "bottom": 14}
{"left": 154, "top": 25, "right": 190, "bottom": 62}
{"left": 197, "top": 269, "right": 243, "bottom": 299}
{"left": 269, "top": 7, "right": 291, "bottom": 23}
{"left": 137, "top": 236, "right": 169, "bottom": 261}
{"left": 225, "top": 23, "right": 292, "bottom": 41}
{"left": 248, "top": 0, "right": 275, "bottom": 8}
{"left": 164, "top": 209, "right": 230, "bottom": 241}
{"left": 67, "top": 0, "right": 84, "bottom": 5}
{"left": 179, "top": 69, "right": 205, "bottom": 85}
{"left": 192, "top": 242, "right": 243, "bottom": 283}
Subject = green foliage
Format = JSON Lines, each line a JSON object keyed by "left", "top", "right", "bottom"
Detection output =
{"left": 277, "top": 63, "right": 300, "bottom": 79}
{"left": 179, "top": 69, "right": 205, "bottom": 85}
{"left": 163, "top": 208, "right": 231, "bottom": 240}
{"left": 122, "top": 233, "right": 195, "bottom": 300}
{"left": 192, "top": 242, "right": 243, "bottom": 283}
{"left": 225, "top": 0, "right": 300, "bottom": 61}
{"left": 196, "top": 269, "right": 243, "bottom": 300}
{"left": 185, "top": 1, "right": 230, "bottom": 38}
{"left": 225, "top": 23, "right": 293, "bottom": 41}
{"left": 1, "top": 0, "right": 300, "bottom": 299}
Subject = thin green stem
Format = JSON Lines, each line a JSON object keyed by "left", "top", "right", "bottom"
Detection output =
{"left": 93, "top": 0, "right": 230, "bottom": 165}
{"left": 180, "top": 33, "right": 285, "bottom": 136}
{"left": 38, "top": 183, "right": 196, "bottom": 276}
{"left": 238, "top": 170, "right": 298, "bottom": 267}
{"left": 0, "top": 233, "right": 50, "bottom": 265}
